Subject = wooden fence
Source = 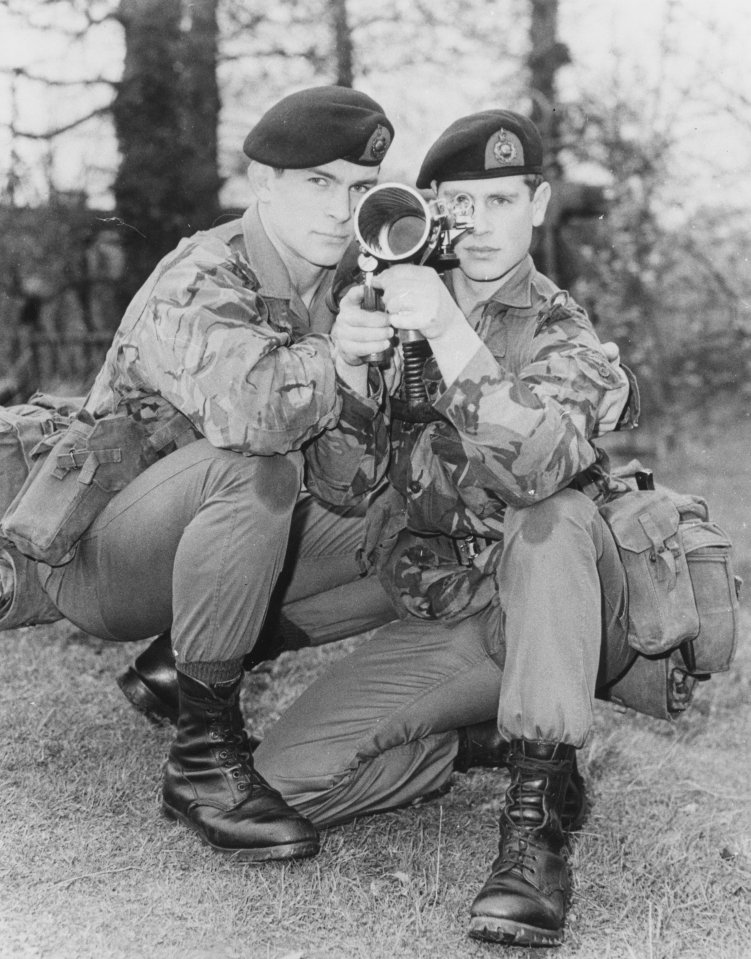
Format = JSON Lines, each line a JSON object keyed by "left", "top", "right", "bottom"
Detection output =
{"left": 1, "top": 331, "right": 114, "bottom": 403}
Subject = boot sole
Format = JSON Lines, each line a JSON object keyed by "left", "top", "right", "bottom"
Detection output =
{"left": 161, "top": 802, "right": 320, "bottom": 862}
{"left": 469, "top": 915, "right": 563, "bottom": 947}
{"left": 117, "top": 668, "right": 178, "bottom": 726}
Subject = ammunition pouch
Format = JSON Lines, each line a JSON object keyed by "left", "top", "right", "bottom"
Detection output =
{"left": 1, "top": 408, "right": 198, "bottom": 567}
{"left": 598, "top": 478, "right": 741, "bottom": 719}
{"left": 0, "top": 544, "right": 62, "bottom": 630}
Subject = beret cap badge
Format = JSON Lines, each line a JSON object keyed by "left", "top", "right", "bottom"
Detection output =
{"left": 362, "top": 124, "right": 391, "bottom": 163}
{"left": 492, "top": 129, "right": 519, "bottom": 164}
{"left": 487, "top": 128, "right": 525, "bottom": 170}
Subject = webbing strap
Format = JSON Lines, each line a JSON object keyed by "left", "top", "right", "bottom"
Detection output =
{"left": 53, "top": 447, "right": 123, "bottom": 483}
{"left": 147, "top": 414, "right": 197, "bottom": 453}
{"left": 639, "top": 512, "right": 677, "bottom": 589}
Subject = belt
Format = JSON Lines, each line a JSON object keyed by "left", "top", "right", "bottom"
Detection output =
{"left": 390, "top": 396, "right": 445, "bottom": 424}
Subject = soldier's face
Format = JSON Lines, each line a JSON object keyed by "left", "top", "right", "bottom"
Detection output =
{"left": 437, "top": 176, "right": 550, "bottom": 283}
{"left": 258, "top": 160, "right": 379, "bottom": 269}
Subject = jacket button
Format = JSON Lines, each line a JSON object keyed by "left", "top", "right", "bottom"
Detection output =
{"left": 408, "top": 481, "right": 422, "bottom": 494}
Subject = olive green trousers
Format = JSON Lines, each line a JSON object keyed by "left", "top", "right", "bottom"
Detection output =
{"left": 40, "top": 439, "right": 395, "bottom": 665}
{"left": 254, "top": 489, "right": 633, "bottom": 827}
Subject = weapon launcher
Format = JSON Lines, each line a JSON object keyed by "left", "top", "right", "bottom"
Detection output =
{"left": 353, "top": 183, "right": 473, "bottom": 420}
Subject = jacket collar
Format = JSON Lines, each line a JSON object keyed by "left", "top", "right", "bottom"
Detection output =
{"left": 240, "top": 203, "right": 335, "bottom": 331}
{"left": 486, "top": 255, "right": 535, "bottom": 309}
{"left": 445, "top": 254, "right": 536, "bottom": 314}
{"left": 241, "top": 203, "right": 297, "bottom": 301}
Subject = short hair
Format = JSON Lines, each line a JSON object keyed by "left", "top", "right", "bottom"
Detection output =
{"left": 523, "top": 173, "right": 545, "bottom": 197}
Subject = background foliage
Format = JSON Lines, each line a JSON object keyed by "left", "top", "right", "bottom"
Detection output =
{"left": 1, "top": 0, "right": 750, "bottom": 438}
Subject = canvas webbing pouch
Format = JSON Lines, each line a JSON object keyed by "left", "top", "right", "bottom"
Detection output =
{"left": 1, "top": 407, "right": 197, "bottom": 567}
{"left": 600, "top": 489, "right": 699, "bottom": 655}
{"left": 600, "top": 647, "right": 698, "bottom": 721}
{"left": 0, "top": 544, "right": 62, "bottom": 630}
{"left": 598, "top": 486, "right": 740, "bottom": 719}
{"left": 0, "top": 393, "right": 84, "bottom": 529}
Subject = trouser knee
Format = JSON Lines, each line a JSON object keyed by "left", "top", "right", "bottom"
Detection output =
{"left": 200, "top": 446, "right": 302, "bottom": 517}
{"left": 42, "top": 442, "right": 304, "bottom": 646}
{"left": 504, "top": 488, "right": 599, "bottom": 551}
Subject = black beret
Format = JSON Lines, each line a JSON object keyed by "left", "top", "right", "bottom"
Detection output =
{"left": 416, "top": 109, "right": 543, "bottom": 189}
{"left": 243, "top": 85, "right": 394, "bottom": 168}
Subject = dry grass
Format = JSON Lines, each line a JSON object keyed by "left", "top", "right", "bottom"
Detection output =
{"left": 1, "top": 417, "right": 750, "bottom": 959}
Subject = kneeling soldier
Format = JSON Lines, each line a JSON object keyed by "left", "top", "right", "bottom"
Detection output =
{"left": 249, "top": 107, "right": 638, "bottom": 943}
{"left": 32, "top": 86, "right": 397, "bottom": 861}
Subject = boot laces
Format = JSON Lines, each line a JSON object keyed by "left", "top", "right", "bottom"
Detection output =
{"left": 506, "top": 770, "right": 556, "bottom": 829}
{"left": 496, "top": 766, "right": 562, "bottom": 879}
{"left": 208, "top": 714, "right": 261, "bottom": 793}
{"left": 498, "top": 826, "right": 541, "bottom": 880}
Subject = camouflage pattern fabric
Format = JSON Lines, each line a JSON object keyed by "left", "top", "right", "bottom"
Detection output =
{"left": 86, "top": 205, "right": 353, "bottom": 457}
{"left": 304, "top": 366, "right": 391, "bottom": 505}
{"left": 305, "top": 255, "right": 638, "bottom": 620}
{"left": 380, "top": 529, "right": 504, "bottom": 623}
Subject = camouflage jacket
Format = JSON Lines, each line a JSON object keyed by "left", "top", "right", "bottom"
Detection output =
{"left": 86, "top": 204, "right": 382, "bottom": 479}
{"left": 305, "top": 255, "right": 638, "bottom": 620}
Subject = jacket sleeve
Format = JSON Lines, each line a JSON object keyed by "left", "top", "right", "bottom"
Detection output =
{"left": 131, "top": 238, "right": 341, "bottom": 455}
{"left": 303, "top": 368, "right": 391, "bottom": 506}
{"left": 431, "top": 305, "right": 628, "bottom": 508}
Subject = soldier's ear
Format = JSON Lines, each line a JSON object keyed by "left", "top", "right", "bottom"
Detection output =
{"left": 531, "top": 181, "right": 551, "bottom": 227}
{"left": 247, "top": 162, "right": 275, "bottom": 201}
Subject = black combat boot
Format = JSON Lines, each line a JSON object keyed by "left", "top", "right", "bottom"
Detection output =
{"left": 455, "top": 723, "right": 587, "bottom": 832}
{"left": 117, "top": 631, "right": 179, "bottom": 724}
{"left": 455, "top": 720, "right": 510, "bottom": 773}
{"left": 117, "top": 622, "right": 296, "bottom": 726}
{"left": 468, "top": 740, "right": 576, "bottom": 947}
{"left": 161, "top": 671, "right": 319, "bottom": 861}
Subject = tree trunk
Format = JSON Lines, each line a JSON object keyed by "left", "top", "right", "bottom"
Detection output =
{"left": 527, "top": 0, "right": 579, "bottom": 285}
{"left": 180, "top": 0, "right": 222, "bottom": 233}
{"left": 330, "top": 0, "right": 354, "bottom": 87}
{"left": 112, "top": 0, "right": 221, "bottom": 305}
{"left": 528, "top": 0, "right": 563, "bottom": 282}
{"left": 528, "top": 0, "right": 561, "bottom": 152}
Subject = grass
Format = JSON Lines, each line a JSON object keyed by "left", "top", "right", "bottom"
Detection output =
{"left": 1, "top": 416, "right": 750, "bottom": 959}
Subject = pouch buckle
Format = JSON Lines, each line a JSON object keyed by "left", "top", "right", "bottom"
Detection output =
{"left": 452, "top": 535, "right": 488, "bottom": 567}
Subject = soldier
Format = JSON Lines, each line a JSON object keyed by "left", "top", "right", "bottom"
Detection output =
{"left": 250, "top": 109, "right": 639, "bottom": 944}
{"left": 31, "top": 85, "right": 400, "bottom": 862}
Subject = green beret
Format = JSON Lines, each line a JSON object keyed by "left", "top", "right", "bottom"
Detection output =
{"left": 416, "top": 109, "right": 543, "bottom": 188}
{"left": 243, "top": 85, "right": 394, "bottom": 168}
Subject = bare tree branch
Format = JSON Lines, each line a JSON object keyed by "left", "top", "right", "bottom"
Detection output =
{"left": 5, "top": 0, "right": 120, "bottom": 34}
{"left": 8, "top": 104, "right": 112, "bottom": 139}
{"left": 220, "top": 45, "right": 324, "bottom": 64}
{"left": 0, "top": 66, "right": 115, "bottom": 88}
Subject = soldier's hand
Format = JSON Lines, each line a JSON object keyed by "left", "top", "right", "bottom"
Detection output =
{"left": 332, "top": 285, "right": 394, "bottom": 366}
{"left": 595, "top": 340, "right": 630, "bottom": 435}
{"left": 374, "top": 265, "right": 466, "bottom": 341}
